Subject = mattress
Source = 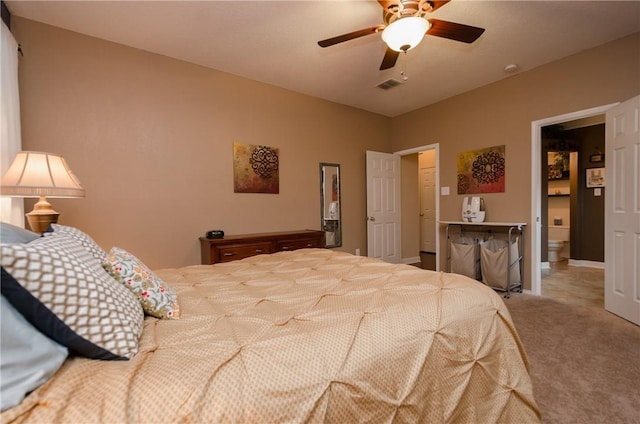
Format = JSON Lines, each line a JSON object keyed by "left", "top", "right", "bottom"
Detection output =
{"left": 2, "top": 249, "right": 540, "bottom": 423}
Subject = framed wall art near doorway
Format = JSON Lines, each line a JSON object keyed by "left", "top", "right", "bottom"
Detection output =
{"left": 586, "top": 167, "right": 605, "bottom": 188}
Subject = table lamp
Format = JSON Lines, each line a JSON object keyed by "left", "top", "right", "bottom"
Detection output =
{"left": 0, "top": 151, "right": 85, "bottom": 233}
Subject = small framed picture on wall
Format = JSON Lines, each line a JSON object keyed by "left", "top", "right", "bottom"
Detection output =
{"left": 589, "top": 153, "right": 604, "bottom": 163}
{"left": 586, "top": 167, "right": 605, "bottom": 188}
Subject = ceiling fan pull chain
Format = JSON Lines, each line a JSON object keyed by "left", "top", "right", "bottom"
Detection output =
{"left": 400, "top": 51, "right": 409, "bottom": 81}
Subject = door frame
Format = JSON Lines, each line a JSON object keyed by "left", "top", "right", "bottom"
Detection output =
{"left": 395, "top": 143, "right": 440, "bottom": 271}
{"left": 529, "top": 103, "right": 618, "bottom": 295}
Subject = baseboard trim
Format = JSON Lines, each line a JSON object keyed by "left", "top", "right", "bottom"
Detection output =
{"left": 568, "top": 259, "right": 605, "bottom": 269}
{"left": 402, "top": 256, "right": 421, "bottom": 265}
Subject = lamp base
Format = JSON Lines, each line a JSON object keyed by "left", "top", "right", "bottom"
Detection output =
{"left": 26, "top": 196, "right": 60, "bottom": 234}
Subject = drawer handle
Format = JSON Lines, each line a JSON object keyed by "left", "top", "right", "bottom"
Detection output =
{"left": 255, "top": 249, "right": 264, "bottom": 253}
{"left": 281, "top": 246, "right": 290, "bottom": 250}
{"left": 223, "top": 253, "right": 235, "bottom": 257}
{"left": 306, "top": 243, "right": 313, "bottom": 247}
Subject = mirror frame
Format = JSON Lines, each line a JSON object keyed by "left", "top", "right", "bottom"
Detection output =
{"left": 319, "top": 162, "right": 342, "bottom": 248}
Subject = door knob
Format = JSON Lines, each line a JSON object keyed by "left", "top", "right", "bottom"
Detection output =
{"left": 368, "top": 216, "right": 376, "bottom": 222}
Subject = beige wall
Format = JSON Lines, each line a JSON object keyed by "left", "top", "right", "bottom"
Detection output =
{"left": 10, "top": 17, "right": 639, "bottom": 283}
{"left": 391, "top": 32, "right": 640, "bottom": 289}
{"left": 12, "top": 18, "right": 391, "bottom": 269}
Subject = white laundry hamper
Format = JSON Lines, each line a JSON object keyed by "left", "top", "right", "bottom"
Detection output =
{"left": 479, "top": 237, "right": 521, "bottom": 291}
{"left": 449, "top": 237, "right": 481, "bottom": 280}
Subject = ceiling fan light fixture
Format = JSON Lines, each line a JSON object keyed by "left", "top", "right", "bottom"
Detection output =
{"left": 382, "top": 17, "right": 429, "bottom": 52}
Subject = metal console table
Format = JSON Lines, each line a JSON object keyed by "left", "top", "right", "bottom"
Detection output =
{"left": 440, "top": 221, "right": 526, "bottom": 298}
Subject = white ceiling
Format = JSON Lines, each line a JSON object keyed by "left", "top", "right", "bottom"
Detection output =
{"left": 6, "top": 0, "right": 640, "bottom": 117}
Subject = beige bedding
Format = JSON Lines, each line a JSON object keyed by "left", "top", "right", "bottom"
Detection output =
{"left": 3, "top": 249, "right": 540, "bottom": 423}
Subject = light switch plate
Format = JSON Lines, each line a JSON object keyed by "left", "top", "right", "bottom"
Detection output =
{"left": 441, "top": 186, "right": 450, "bottom": 196}
{"left": 594, "top": 188, "right": 602, "bottom": 196}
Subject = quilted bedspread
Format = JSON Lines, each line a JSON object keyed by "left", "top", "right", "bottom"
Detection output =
{"left": 3, "top": 249, "right": 540, "bottom": 423}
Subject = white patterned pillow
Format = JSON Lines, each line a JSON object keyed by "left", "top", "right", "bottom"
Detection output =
{"left": 103, "top": 247, "right": 180, "bottom": 320}
{"left": 0, "top": 233, "right": 144, "bottom": 360}
{"left": 47, "top": 224, "right": 108, "bottom": 262}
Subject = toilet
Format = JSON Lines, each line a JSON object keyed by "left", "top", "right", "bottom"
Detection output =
{"left": 548, "top": 226, "right": 570, "bottom": 262}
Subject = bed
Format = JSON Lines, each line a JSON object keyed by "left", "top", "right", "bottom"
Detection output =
{"left": 1, "top": 224, "right": 540, "bottom": 423}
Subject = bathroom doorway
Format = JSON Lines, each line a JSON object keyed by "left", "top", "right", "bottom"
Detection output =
{"left": 542, "top": 119, "right": 606, "bottom": 265}
{"left": 529, "top": 103, "right": 617, "bottom": 296}
{"left": 532, "top": 106, "right": 609, "bottom": 301}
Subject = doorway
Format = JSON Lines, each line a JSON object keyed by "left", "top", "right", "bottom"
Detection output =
{"left": 542, "top": 119, "right": 606, "bottom": 266}
{"left": 419, "top": 150, "right": 437, "bottom": 270}
{"left": 541, "top": 122, "right": 605, "bottom": 308}
{"left": 530, "top": 103, "right": 617, "bottom": 296}
{"left": 395, "top": 143, "right": 440, "bottom": 271}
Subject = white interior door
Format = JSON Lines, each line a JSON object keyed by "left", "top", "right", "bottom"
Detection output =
{"left": 420, "top": 166, "right": 436, "bottom": 252}
{"left": 605, "top": 95, "right": 640, "bottom": 325}
{"left": 366, "top": 151, "right": 401, "bottom": 263}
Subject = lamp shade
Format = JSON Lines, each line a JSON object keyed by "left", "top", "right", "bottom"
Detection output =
{"left": 382, "top": 17, "right": 430, "bottom": 52}
{"left": 0, "top": 151, "right": 85, "bottom": 198}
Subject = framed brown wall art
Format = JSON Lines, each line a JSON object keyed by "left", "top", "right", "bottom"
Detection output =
{"left": 457, "top": 145, "right": 506, "bottom": 194}
{"left": 233, "top": 142, "right": 279, "bottom": 194}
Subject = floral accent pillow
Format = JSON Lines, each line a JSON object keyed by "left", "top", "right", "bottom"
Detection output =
{"left": 103, "top": 247, "right": 180, "bottom": 320}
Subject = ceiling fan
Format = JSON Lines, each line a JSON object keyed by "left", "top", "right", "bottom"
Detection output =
{"left": 317, "top": 0, "right": 485, "bottom": 71}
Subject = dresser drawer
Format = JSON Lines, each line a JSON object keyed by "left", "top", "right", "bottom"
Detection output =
{"left": 276, "top": 237, "right": 322, "bottom": 252}
{"left": 215, "top": 242, "right": 274, "bottom": 263}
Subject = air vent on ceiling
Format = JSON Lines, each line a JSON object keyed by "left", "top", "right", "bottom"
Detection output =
{"left": 376, "top": 79, "right": 403, "bottom": 90}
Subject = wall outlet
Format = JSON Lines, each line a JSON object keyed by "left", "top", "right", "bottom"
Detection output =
{"left": 355, "top": 248, "right": 361, "bottom": 256}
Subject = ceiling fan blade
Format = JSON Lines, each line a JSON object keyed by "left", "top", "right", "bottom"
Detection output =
{"left": 427, "top": 1, "right": 451, "bottom": 13}
{"left": 380, "top": 47, "right": 400, "bottom": 70}
{"left": 318, "top": 26, "right": 383, "bottom": 48}
{"left": 426, "top": 18, "right": 485, "bottom": 43}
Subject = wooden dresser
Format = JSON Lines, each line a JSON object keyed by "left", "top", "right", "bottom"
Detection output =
{"left": 199, "top": 230, "right": 325, "bottom": 264}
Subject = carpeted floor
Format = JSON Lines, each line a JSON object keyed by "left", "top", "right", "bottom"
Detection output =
{"left": 505, "top": 294, "right": 640, "bottom": 424}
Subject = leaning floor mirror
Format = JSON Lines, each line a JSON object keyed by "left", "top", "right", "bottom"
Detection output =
{"left": 319, "top": 163, "right": 342, "bottom": 247}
